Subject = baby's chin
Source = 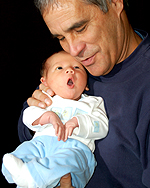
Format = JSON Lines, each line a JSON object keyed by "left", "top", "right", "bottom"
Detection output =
{"left": 56, "top": 93, "right": 81, "bottom": 101}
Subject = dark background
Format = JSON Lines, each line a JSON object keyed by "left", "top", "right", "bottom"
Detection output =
{"left": 0, "top": 0, "right": 149, "bottom": 186}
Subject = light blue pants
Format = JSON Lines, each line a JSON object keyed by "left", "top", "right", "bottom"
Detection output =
{"left": 2, "top": 136, "right": 97, "bottom": 188}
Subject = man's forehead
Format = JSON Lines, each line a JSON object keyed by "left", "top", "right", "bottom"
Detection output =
{"left": 51, "top": 19, "right": 89, "bottom": 37}
{"left": 44, "top": 1, "right": 91, "bottom": 35}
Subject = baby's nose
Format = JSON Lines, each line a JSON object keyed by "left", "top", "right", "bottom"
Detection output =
{"left": 65, "top": 68, "right": 74, "bottom": 74}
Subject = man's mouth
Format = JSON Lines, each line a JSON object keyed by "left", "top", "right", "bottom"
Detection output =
{"left": 81, "top": 54, "right": 96, "bottom": 67}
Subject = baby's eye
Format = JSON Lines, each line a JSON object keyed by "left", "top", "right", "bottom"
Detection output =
{"left": 56, "top": 67, "right": 63, "bottom": 70}
{"left": 74, "top": 66, "right": 80, "bottom": 69}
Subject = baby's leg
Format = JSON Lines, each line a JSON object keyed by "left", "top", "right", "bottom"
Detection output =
{"left": 2, "top": 136, "right": 58, "bottom": 187}
{"left": 3, "top": 154, "right": 34, "bottom": 188}
{"left": 2, "top": 138, "right": 43, "bottom": 187}
{"left": 25, "top": 137, "right": 97, "bottom": 188}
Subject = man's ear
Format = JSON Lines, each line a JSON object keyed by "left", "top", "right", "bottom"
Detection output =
{"left": 111, "top": 0, "right": 124, "bottom": 15}
{"left": 40, "top": 77, "right": 48, "bottom": 87}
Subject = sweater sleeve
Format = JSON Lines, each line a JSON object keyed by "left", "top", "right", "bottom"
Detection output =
{"left": 18, "top": 100, "right": 33, "bottom": 142}
{"left": 23, "top": 106, "right": 48, "bottom": 132}
{"left": 73, "top": 96, "right": 109, "bottom": 140}
{"left": 136, "top": 109, "right": 150, "bottom": 187}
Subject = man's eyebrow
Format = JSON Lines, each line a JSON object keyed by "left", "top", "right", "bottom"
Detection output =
{"left": 52, "top": 20, "right": 88, "bottom": 38}
{"left": 65, "top": 20, "right": 88, "bottom": 32}
{"left": 52, "top": 34, "right": 60, "bottom": 38}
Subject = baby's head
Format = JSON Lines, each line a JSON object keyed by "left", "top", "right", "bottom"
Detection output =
{"left": 41, "top": 51, "right": 88, "bottom": 100}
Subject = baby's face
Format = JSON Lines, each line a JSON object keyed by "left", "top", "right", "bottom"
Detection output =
{"left": 42, "top": 51, "right": 87, "bottom": 100}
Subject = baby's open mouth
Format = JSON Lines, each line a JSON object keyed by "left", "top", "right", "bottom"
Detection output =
{"left": 67, "top": 78, "right": 74, "bottom": 86}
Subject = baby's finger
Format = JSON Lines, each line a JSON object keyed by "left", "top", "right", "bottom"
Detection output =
{"left": 55, "top": 125, "right": 59, "bottom": 136}
{"left": 64, "top": 127, "right": 72, "bottom": 141}
{"left": 64, "top": 129, "right": 69, "bottom": 142}
{"left": 57, "top": 126, "right": 62, "bottom": 141}
{"left": 58, "top": 126, "right": 65, "bottom": 141}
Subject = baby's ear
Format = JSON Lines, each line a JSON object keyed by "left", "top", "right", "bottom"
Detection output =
{"left": 85, "top": 85, "right": 89, "bottom": 91}
{"left": 40, "top": 77, "right": 48, "bottom": 87}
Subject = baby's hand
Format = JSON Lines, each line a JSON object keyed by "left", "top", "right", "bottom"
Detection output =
{"left": 49, "top": 112, "right": 65, "bottom": 141}
{"left": 33, "top": 111, "right": 65, "bottom": 141}
{"left": 64, "top": 117, "right": 79, "bottom": 141}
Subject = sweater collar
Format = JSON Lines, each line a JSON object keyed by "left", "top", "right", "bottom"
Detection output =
{"left": 89, "top": 30, "right": 150, "bottom": 82}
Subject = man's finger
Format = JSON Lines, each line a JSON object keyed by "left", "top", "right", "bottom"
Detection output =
{"left": 27, "top": 97, "right": 47, "bottom": 108}
{"left": 39, "top": 83, "right": 55, "bottom": 96}
{"left": 32, "top": 90, "right": 52, "bottom": 106}
{"left": 59, "top": 173, "right": 74, "bottom": 188}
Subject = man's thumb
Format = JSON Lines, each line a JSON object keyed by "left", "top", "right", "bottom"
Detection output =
{"left": 59, "top": 173, "right": 74, "bottom": 188}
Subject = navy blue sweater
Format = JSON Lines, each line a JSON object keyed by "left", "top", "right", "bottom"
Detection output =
{"left": 18, "top": 30, "right": 150, "bottom": 187}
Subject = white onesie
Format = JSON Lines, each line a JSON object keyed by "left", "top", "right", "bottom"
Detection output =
{"left": 23, "top": 94, "right": 108, "bottom": 152}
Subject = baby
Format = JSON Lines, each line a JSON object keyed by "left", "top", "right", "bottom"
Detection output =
{"left": 2, "top": 51, "right": 108, "bottom": 188}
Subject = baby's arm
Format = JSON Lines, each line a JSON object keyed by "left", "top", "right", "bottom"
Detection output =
{"left": 32, "top": 111, "right": 65, "bottom": 141}
{"left": 68, "top": 96, "right": 109, "bottom": 140}
{"left": 23, "top": 106, "right": 65, "bottom": 141}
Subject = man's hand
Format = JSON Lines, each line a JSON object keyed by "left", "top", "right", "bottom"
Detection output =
{"left": 27, "top": 83, "right": 54, "bottom": 108}
{"left": 56, "top": 174, "right": 74, "bottom": 188}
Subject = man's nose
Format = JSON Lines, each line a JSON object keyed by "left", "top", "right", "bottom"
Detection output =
{"left": 66, "top": 36, "right": 86, "bottom": 57}
{"left": 65, "top": 68, "right": 74, "bottom": 74}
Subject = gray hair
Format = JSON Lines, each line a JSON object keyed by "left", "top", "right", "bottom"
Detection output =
{"left": 34, "top": 0, "right": 129, "bottom": 15}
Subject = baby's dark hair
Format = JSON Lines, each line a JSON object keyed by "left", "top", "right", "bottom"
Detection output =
{"left": 40, "top": 52, "right": 58, "bottom": 77}
{"left": 40, "top": 59, "right": 47, "bottom": 77}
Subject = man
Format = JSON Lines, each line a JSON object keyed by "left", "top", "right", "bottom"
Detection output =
{"left": 18, "top": 0, "right": 150, "bottom": 187}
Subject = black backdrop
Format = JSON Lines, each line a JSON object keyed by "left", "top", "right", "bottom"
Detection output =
{"left": 0, "top": 0, "right": 149, "bottom": 186}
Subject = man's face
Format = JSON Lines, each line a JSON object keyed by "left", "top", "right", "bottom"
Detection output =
{"left": 43, "top": 0, "right": 124, "bottom": 76}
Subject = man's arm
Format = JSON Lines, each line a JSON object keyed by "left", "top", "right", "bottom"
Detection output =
{"left": 18, "top": 100, "right": 33, "bottom": 143}
{"left": 137, "top": 111, "right": 150, "bottom": 187}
